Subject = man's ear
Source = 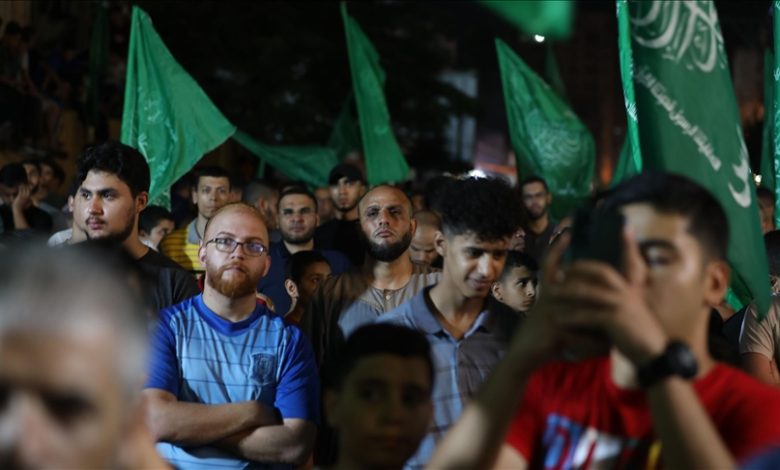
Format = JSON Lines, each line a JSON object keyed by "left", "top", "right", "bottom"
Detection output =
{"left": 284, "top": 279, "right": 298, "bottom": 299}
{"left": 191, "top": 186, "right": 198, "bottom": 205}
{"left": 703, "top": 260, "right": 730, "bottom": 308}
{"left": 491, "top": 282, "right": 503, "bottom": 301}
{"left": 136, "top": 192, "right": 149, "bottom": 213}
{"left": 434, "top": 230, "right": 447, "bottom": 257}
{"left": 409, "top": 217, "right": 418, "bottom": 239}
{"left": 198, "top": 241, "right": 207, "bottom": 266}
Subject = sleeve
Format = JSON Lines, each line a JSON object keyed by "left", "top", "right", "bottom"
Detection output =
{"left": 739, "top": 301, "right": 779, "bottom": 359}
{"left": 274, "top": 325, "right": 321, "bottom": 424}
{"left": 504, "top": 367, "right": 547, "bottom": 461}
{"left": 144, "top": 312, "right": 181, "bottom": 396}
{"left": 171, "top": 268, "right": 201, "bottom": 303}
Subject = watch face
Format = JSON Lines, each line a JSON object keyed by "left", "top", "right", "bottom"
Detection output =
{"left": 669, "top": 341, "right": 698, "bottom": 379}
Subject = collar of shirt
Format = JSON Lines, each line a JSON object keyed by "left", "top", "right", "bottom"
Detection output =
{"left": 187, "top": 219, "right": 200, "bottom": 245}
{"left": 408, "top": 286, "right": 494, "bottom": 339}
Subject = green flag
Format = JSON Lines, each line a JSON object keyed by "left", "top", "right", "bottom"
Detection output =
{"left": 610, "top": 139, "right": 641, "bottom": 188}
{"left": 234, "top": 131, "right": 338, "bottom": 189}
{"left": 496, "top": 38, "right": 595, "bottom": 219}
{"left": 622, "top": 0, "right": 769, "bottom": 316}
{"left": 761, "top": 50, "right": 777, "bottom": 209}
{"left": 87, "top": 2, "right": 109, "bottom": 126}
{"left": 611, "top": 0, "right": 642, "bottom": 188}
{"left": 481, "top": 0, "right": 573, "bottom": 39}
{"left": 765, "top": 4, "right": 780, "bottom": 229}
{"left": 328, "top": 93, "right": 361, "bottom": 160}
{"left": 120, "top": 6, "right": 236, "bottom": 205}
{"left": 341, "top": 3, "right": 409, "bottom": 185}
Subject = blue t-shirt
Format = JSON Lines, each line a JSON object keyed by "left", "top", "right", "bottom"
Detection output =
{"left": 146, "top": 295, "right": 320, "bottom": 469}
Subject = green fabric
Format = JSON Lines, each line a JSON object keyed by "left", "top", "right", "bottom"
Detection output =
{"left": 769, "top": 5, "right": 780, "bottom": 230}
{"left": 760, "top": 50, "right": 778, "bottom": 228}
{"left": 87, "top": 3, "right": 109, "bottom": 126}
{"left": 496, "top": 38, "right": 595, "bottom": 220}
{"left": 610, "top": 139, "right": 640, "bottom": 188}
{"left": 120, "top": 6, "right": 236, "bottom": 206}
{"left": 328, "top": 93, "right": 361, "bottom": 160}
{"left": 234, "top": 131, "right": 338, "bottom": 189}
{"left": 341, "top": 3, "right": 409, "bottom": 185}
{"left": 481, "top": 0, "right": 573, "bottom": 39}
{"left": 612, "top": 0, "right": 642, "bottom": 188}
{"left": 623, "top": 0, "right": 769, "bottom": 318}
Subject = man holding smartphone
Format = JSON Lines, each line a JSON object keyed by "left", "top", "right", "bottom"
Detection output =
{"left": 428, "top": 172, "right": 780, "bottom": 469}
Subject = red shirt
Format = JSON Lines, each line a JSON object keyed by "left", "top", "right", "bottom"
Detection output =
{"left": 506, "top": 356, "right": 780, "bottom": 469}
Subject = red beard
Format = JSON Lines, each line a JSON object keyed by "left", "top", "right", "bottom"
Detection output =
{"left": 206, "top": 264, "right": 258, "bottom": 298}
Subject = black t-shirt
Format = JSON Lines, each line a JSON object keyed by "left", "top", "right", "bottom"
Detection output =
{"left": 137, "top": 248, "right": 200, "bottom": 314}
{"left": 0, "top": 204, "right": 53, "bottom": 235}
{"left": 524, "top": 219, "right": 556, "bottom": 263}
{"left": 314, "top": 218, "right": 366, "bottom": 266}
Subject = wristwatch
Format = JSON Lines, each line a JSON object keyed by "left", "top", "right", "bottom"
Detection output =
{"left": 637, "top": 341, "right": 698, "bottom": 388}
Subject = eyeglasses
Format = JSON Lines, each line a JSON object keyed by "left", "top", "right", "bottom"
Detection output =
{"left": 205, "top": 237, "right": 267, "bottom": 256}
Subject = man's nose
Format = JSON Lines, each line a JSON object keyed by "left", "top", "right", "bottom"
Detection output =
{"left": 88, "top": 197, "right": 102, "bottom": 213}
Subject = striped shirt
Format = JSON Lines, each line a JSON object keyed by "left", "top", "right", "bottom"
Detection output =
{"left": 160, "top": 220, "right": 203, "bottom": 275}
{"left": 377, "top": 286, "right": 519, "bottom": 470}
{"left": 146, "top": 295, "right": 320, "bottom": 469}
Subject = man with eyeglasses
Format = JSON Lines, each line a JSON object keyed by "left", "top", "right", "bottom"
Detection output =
{"left": 144, "top": 202, "right": 320, "bottom": 469}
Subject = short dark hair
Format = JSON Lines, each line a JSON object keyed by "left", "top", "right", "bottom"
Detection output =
{"left": 520, "top": 175, "right": 550, "bottom": 193}
{"left": 139, "top": 205, "right": 174, "bottom": 234}
{"left": 39, "top": 159, "right": 66, "bottom": 185}
{"left": 765, "top": 230, "right": 780, "bottom": 276}
{"left": 284, "top": 250, "right": 329, "bottom": 285}
{"left": 325, "top": 324, "right": 434, "bottom": 392}
{"left": 500, "top": 250, "right": 539, "bottom": 281}
{"left": 75, "top": 141, "right": 150, "bottom": 197}
{"left": 603, "top": 171, "right": 728, "bottom": 261}
{"left": 279, "top": 187, "right": 318, "bottom": 212}
{"left": 0, "top": 163, "right": 28, "bottom": 188}
{"left": 757, "top": 186, "right": 776, "bottom": 205}
{"left": 192, "top": 166, "right": 230, "bottom": 189}
{"left": 438, "top": 177, "right": 523, "bottom": 241}
{"left": 242, "top": 179, "right": 276, "bottom": 204}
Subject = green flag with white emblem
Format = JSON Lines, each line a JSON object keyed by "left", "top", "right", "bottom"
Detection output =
{"left": 611, "top": 0, "right": 642, "bottom": 188}
{"left": 341, "top": 3, "right": 409, "bottom": 185}
{"left": 496, "top": 38, "right": 596, "bottom": 219}
{"left": 121, "top": 6, "right": 236, "bottom": 206}
{"left": 621, "top": 0, "right": 769, "bottom": 316}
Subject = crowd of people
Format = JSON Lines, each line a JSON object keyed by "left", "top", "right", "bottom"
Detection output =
{"left": 2, "top": 139, "right": 780, "bottom": 469}
{"left": 1, "top": 7, "right": 129, "bottom": 153}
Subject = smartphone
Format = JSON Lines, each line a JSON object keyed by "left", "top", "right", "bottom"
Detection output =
{"left": 564, "top": 205, "right": 624, "bottom": 272}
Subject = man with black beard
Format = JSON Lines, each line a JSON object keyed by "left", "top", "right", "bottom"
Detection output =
{"left": 144, "top": 203, "right": 320, "bottom": 469}
{"left": 257, "top": 187, "right": 350, "bottom": 315}
{"left": 72, "top": 141, "right": 199, "bottom": 313}
{"left": 520, "top": 176, "right": 556, "bottom": 262}
{"left": 301, "top": 185, "right": 440, "bottom": 369}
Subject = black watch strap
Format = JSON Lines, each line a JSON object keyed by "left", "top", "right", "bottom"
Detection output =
{"left": 637, "top": 341, "right": 698, "bottom": 388}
